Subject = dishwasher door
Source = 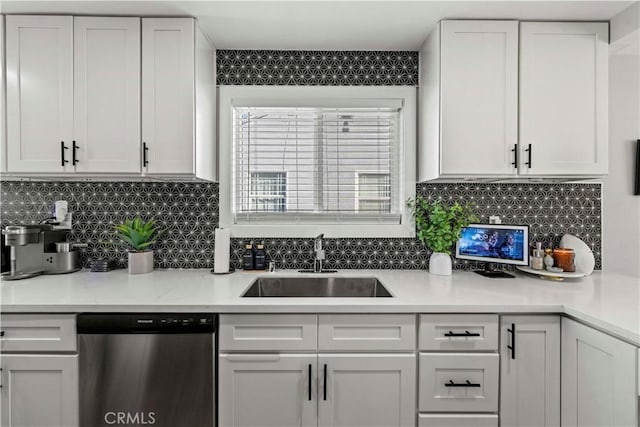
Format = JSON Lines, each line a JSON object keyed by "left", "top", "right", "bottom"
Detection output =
{"left": 79, "top": 316, "right": 214, "bottom": 427}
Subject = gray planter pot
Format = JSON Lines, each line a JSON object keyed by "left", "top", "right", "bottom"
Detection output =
{"left": 128, "top": 251, "right": 154, "bottom": 274}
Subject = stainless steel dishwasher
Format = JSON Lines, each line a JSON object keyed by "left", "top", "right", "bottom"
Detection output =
{"left": 78, "top": 313, "right": 216, "bottom": 427}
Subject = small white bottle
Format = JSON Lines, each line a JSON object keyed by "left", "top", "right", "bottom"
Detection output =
{"left": 531, "top": 242, "right": 544, "bottom": 270}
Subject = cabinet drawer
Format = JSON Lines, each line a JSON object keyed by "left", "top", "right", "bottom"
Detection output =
{"left": 219, "top": 314, "right": 317, "bottom": 351}
{"left": 419, "top": 353, "right": 499, "bottom": 412}
{"left": 419, "top": 314, "right": 498, "bottom": 351}
{"left": 0, "top": 314, "right": 77, "bottom": 352}
{"left": 318, "top": 314, "right": 416, "bottom": 351}
{"left": 418, "top": 414, "right": 498, "bottom": 427}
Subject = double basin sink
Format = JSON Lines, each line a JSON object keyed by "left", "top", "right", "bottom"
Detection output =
{"left": 242, "top": 276, "right": 392, "bottom": 298}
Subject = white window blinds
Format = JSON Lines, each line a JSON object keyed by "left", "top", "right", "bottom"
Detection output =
{"left": 233, "top": 105, "right": 401, "bottom": 224}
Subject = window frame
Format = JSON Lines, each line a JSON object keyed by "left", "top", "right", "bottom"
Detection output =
{"left": 219, "top": 85, "right": 416, "bottom": 238}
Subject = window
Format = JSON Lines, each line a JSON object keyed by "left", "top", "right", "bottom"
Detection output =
{"left": 219, "top": 86, "right": 416, "bottom": 237}
{"left": 234, "top": 106, "right": 398, "bottom": 221}
{"left": 249, "top": 172, "right": 287, "bottom": 212}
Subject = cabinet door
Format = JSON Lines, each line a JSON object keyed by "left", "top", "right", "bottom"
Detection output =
{"left": 440, "top": 20, "right": 519, "bottom": 176}
{"left": 73, "top": 17, "right": 141, "bottom": 173}
{"left": 318, "top": 354, "right": 415, "bottom": 427}
{"left": 142, "top": 18, "right": 195, "bottom": 175}
{"left": 1, "top": 16, "right": 5, "bottom": 173}
{"left": 500, "top": 315, "right": 560, "bottom": 427}
{"left": 520, "top": 22, "right": 609, "bottom": 176}
{"left": 0, "top": 354, "right": 79, "bottom": 427}
{"left": 218, "top": 353, "right": 316, "bottom": 427}
{"left": 5, "top": 15, "right": 73, "bottom": 173}
{"left": 561, "top": 317, "right": 638, "bottom": 426}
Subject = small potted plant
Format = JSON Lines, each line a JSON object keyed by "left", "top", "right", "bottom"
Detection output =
{"left": 407, "top": 197, "right": 478, "bottom": 276}
{"left": 114, "top": 217, "right": 160, "bottom": 274}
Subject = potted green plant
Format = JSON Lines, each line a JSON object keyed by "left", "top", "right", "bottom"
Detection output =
{"left": 114, "top": 217, "right": 160, "bottom": 274}
{"left": 407, "top": 197, "right": 478, "bottom": 275}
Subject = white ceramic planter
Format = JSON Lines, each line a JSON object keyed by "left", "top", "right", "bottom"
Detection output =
{"left": 429, "top": 252, "right": 452, "bottom": 276}
{"left": 128, "top": 251, "right": 154, "bottom": 275}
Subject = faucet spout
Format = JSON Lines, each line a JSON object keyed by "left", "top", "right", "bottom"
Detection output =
{"left": 314, "top": 233, "right": 325, "bottom": 272}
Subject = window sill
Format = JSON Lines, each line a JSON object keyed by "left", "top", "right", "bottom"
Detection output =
{"left": 223, "top": 223, "right": 416, "bottom": 238}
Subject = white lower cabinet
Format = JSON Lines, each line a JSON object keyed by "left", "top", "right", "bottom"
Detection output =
{"left": 0, "top": 354, "right": 79, "bottom": 427}
{"left": 218, "top": 314, "right": 417, "bottom": 427}
{"left": 561, "top": 317, "right": 638, "bottom": 427}
{"left": 318, "top": 354, "right": 416, "bottom": 427}
{"left": 500, "top": 315, "right": 560, "bottom": 427}
{"left": 218, "top": 352, "right": 416, "bottom": 427}
{"left": 417, "top": 314, "right": 500, "bottom": 427}
{"left": 218, "top": 353, "right": 316, "bottom": 427}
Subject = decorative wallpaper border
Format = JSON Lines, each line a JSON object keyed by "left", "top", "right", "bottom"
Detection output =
{"left": 216, "top": 50, "right": 419, "bottom": 86}
{"left": 0, "top": 181, "right": 601, "bottom": 271}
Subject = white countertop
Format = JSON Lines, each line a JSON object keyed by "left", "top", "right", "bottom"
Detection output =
{"left": 1, "top": 269, "right": 638, "bottom": 346}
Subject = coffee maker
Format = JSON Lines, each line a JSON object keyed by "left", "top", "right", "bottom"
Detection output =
{"left": 1, "top": 224, "right": 82, "bottom": 281}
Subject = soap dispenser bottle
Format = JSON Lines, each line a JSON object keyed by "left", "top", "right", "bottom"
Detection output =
{"left": 242, "top": 244, "right": 255, "bottom": 270}
{"left": 254, "top": 244, "right": 267, "bottom": 270}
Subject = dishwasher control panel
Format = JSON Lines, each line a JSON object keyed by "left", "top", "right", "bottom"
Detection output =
{"left": 77, "top": 313, "right": 216, "bottom": 334}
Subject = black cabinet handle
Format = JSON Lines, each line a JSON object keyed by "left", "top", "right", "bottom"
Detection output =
{"left": 445, "top": 379, "right": 481, "bottom": 388}
{"left": 511, "top": 144, "right": 518, "bottom": 167}
{"left": 0, "top": 331, "right": 4, "bottom": 337}
{"left": 60, "top": 141, "right": 69, "bottom": 166}
{"left": 507, "top": 322, "right": 516, "bottom": 359}
{"left": 444, "top": 330, "right": 481, "bottom": 337}
{"left": 308, "top": 364, "right": 312, "bottom": 401}
{"left": 524, "top": 144, "right": 532, "bottom": 168}
{"left": 323, "top": 363, "right": 327, "bottom": 401}
{"left": 72, "top": 141, "right": 79, "bottom": 165}
{"left": 143, "top": 142, "right": 149, "bottom": 167}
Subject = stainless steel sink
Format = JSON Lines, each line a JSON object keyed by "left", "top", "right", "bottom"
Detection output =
{"left": 242, "top": 276, "right": 393, "bottom": 298}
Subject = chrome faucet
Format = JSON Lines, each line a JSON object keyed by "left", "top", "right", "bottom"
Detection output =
{"left": 314, "top": 233, "right": 325, "bottom": 273}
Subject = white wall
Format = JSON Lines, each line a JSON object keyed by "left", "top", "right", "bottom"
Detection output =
{"left": 603, "top": 3, "right": 640, "bottom": 277}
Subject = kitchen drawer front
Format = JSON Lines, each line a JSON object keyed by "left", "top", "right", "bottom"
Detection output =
{"left": 418, "top": 414, "right": 498, "bottom": 427}
{"left": 219, "top": 314, "right": 317, "bottom": 351}
{"left": 419, "top": 353, "right": 499, "bottom": 413}
{"left": 318, "top": 314, "right": 416, "bottom": 351}
{"left": 0, "top": 314, "right": 77, "bottom": 352}
{"left": 419, "top": 314, "right": 498, "bottom": 351}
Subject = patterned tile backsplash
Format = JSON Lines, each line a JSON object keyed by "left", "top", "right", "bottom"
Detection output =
{"left": 0, "top": 181, "right": 601, "bottom": 270}
{"left": 216, "top": 50, "right": 419, "bottom": 86}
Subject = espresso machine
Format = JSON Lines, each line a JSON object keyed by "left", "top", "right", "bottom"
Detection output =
{"left": 1, "top": 224, "right": 85, "bottom": 280}
{"left": 1, "top": 200, "right": 86, "bottom": 280}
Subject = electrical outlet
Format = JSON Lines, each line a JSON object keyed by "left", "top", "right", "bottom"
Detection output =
{"left": 489, "top": 215, "right": 502, "bottom": 224}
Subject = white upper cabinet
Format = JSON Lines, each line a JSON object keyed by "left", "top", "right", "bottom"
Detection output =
{"left": 419, "top": 20, "right": 609, "bottom": 180}
{"left": 3, "top": 15, "right": 216, "bottom": 180}
{"left": 5, "top": 15, "right": 74, "bottom": 173}
{"left": 519, "top": 22, "right": 609, "bottom": 176}
{"left": 439, "top": 20, "right": 519, "bottom": 177}
{"left": 73, "top": 17, "right": 141, "bottom": 173}
{"left": 142, "top": 18, "right": 216, "bottom": 180}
